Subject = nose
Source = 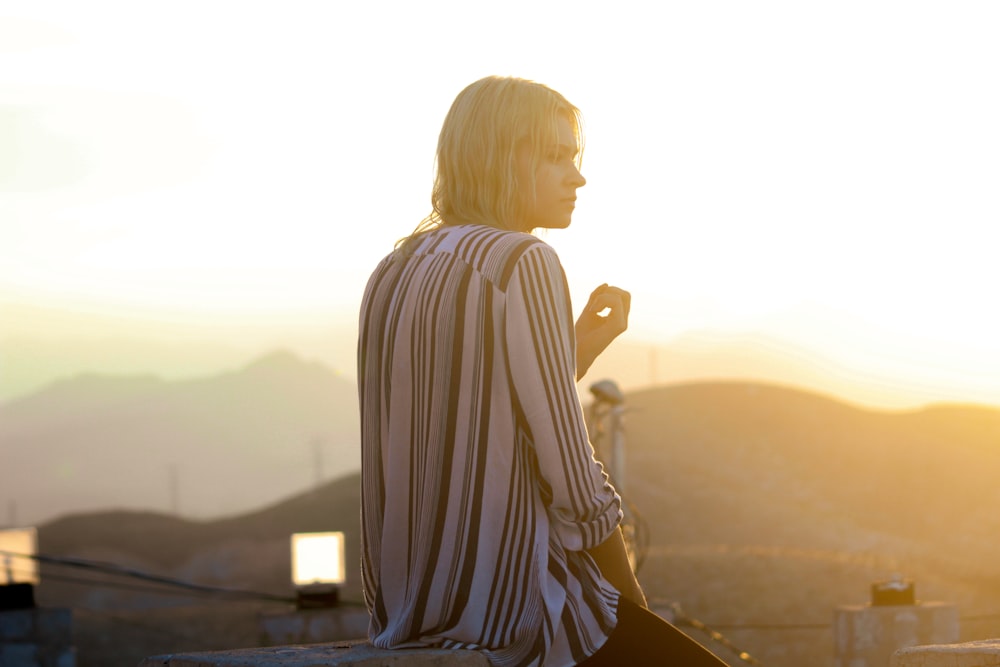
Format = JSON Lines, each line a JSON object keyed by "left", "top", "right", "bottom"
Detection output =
{"left": 569, "top": 163, "right": 586, "bottom": 188}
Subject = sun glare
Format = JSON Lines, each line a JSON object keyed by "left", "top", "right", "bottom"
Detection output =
{"left": 2, "top": 3, "right": 998, "bottom": 409}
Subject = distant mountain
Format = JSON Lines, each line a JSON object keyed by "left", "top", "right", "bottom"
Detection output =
{"left": 33, "top": 380, "right": 1000, "bottom": 666}
{"left": 34, "top": 380, "right": 1000, "bottom": 590}
{"left": 36, "top": 472, "right": 364, "bottom": 605}
{"left": 1, "top": 350, "right": 360, "bottom": 525}
{"left": 0, "top": 333, "right": 272, "bottom": 403}
{"left": 578, "top": 330, "right": 981, "bottom": 411}
{"left": 8, "top": 323, "right": 990, "bottom": 411}
{"left": 621, "top": 382, "right": 1000, "bottom": 558}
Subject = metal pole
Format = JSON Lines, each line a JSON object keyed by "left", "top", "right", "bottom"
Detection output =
{"left": 169, "top": 465, "right": 179, "bottom": 516}
{"left": 609, "top": 404, "right": 625, "bottom": 496}
{"left": 313, "top": 437, "right": 324, "bottom": 490}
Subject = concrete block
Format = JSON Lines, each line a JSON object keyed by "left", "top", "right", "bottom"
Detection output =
{"left": 833, "top": 602, "right": 960, "bottom": 667}
{"left": 891, "top": 639, "right": 1000, "bottom": 667}
{"left": 139, "top": 641, "right": 490, "bottom": 667}
{"left": 0, "top": 608, "right": 73, "bottom": 644}
{"left": 0, "top": 642, "right": 37, "bottom": 667}
{"left": 0, "top": 641, "right": 75, "bottom": 667}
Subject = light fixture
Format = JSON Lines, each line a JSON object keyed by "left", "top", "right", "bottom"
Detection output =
{"left": 291, "top": 531, "right": 345, "bottom": 609}
{"left": 589, "top": 379, "right": 624, "bottom": 406}
{"left": 0, "top": 527, "right": 38, "bottom": 610}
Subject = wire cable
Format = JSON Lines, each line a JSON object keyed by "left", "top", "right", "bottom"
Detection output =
{"left": 29, "top": 570, "right": 275, "bottom": 602}
{"left": 1, "top": 549, "right": 296, "bottom": 604}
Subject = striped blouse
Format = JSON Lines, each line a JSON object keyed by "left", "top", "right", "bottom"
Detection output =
{"left": 358, "top": 224, "right": 623, "bottom": 667}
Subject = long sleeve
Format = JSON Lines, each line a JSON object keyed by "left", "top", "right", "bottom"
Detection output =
{"left": 505, "top": 243, "right": 622, "bottom": 552}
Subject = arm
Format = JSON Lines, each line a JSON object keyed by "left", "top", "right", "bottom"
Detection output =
{"left": 575, "top": 284, "right": 631, "bottom": 381}
{"left": 507, "top": 247, "right": 644, "bottom": 607}
{"left": 506, "top": 245, "right": 622, "bottom": 551}
{"left": 586, "top": 527, "right": 648, "bottom": 608}
{"left": 574, "top": 285, "right": 645, "bottom": 604}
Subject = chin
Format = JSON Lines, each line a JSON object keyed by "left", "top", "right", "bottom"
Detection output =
{"left": 541, "top": 218, "right": 573, "bottom": 230}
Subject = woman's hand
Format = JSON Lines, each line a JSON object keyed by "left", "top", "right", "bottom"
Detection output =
{"left": 575, "top": 283, "right": 631, "bottom": 381}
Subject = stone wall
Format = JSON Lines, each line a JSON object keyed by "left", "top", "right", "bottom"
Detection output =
{"left": 139, "top": 641, "right": 488, "bottom": 667}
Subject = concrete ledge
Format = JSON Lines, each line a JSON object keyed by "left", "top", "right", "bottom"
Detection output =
{"left": 891, "top": 639, "right": 1000, "bottom": 666}
{"left": 0, "top": 608, "right": 73, "bottom": 644}
{"left": 0, "top": 607, "right": 76, "bottom": 667}
{"left": 139, "top": 640, "right": 490, "bottom": 667}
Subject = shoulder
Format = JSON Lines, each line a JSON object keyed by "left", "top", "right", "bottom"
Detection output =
{"left": 451, "top": 224, "right": 548, "bottom": 256}
{"left": 433, "top": 225, "right": 558, "bottom": 286}
{"left": 479, "top": 230, "right": 563, "bottom": 291}
{"left": 391, "top": 224, "right": 563, "bottom": 288}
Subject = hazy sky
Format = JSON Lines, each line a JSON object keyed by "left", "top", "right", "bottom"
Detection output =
{"left": 2, "top": 1, "right": 999, "bottom": 407}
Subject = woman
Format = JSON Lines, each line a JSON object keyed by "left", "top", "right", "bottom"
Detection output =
{"left": 358, "top": 76, "right": 725, "bottom": 667}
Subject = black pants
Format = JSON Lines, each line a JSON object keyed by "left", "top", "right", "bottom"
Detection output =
{"left": 577, "top": 598, "right": 728, "bottom": 666}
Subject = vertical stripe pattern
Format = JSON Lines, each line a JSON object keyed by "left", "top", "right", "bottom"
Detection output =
{"left": 358, "top": 224, "right": 622, "bottom": 667}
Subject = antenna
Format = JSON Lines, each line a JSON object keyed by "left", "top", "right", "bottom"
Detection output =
{"left": 312, "top": 436, "right": 325, "bottom": 490}
{"left": 169, "top": 465, "right": 179, "bottom": 516}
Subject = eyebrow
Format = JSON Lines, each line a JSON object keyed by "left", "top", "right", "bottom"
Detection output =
{"left": 554, "top": 143, "right": 579, "bottom": 159}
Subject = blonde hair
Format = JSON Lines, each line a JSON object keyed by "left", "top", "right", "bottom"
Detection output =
{"left": 398, "top": 76, "right": 584, "bottom": 250}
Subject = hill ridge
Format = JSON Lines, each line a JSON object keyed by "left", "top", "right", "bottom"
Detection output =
{"left": 1, "top": 349, "right": 361, "bottom": 525}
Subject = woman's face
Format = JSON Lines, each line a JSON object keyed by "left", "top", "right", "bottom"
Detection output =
{"left": 517, "top": 115, "right": 586, "bottom": 231}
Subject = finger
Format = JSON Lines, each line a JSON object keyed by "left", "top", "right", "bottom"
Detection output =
{"left": 588, "top": 298, "right": 628, "bottom": 328}
{"left": 590, "top": 288, "right": 629, "bottom": 313}
{"left": 585, "top": 283, "right": 609, "bottom": 309}
{"left": 601, "top": 286, "right": 631, "bottom": 318}
{"left": 586, "top": 293, "right": 618, "bottom": 316}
